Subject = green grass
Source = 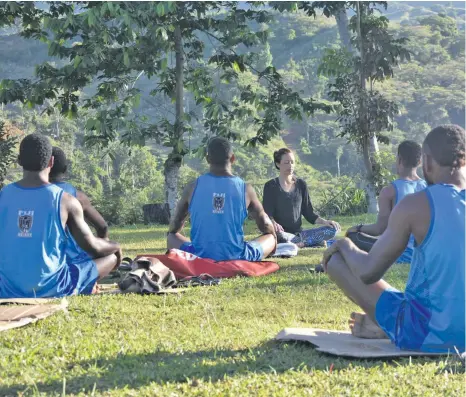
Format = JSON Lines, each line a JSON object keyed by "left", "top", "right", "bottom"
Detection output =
{"left": 0, "top": 215, "right": 464, "bottom": 396}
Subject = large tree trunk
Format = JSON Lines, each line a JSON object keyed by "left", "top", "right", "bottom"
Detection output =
{"left": 362, "top": 137, "right": 379, "bottom": 213}
{"left": 164, "top": 157, "right": 182, "bottom": 216}
{"left": 335, "top": 6, "right": 351, "bottom": 51}
{"left": 356, "top": 2, "right": 378, "bottom": 214}
{"left": 164, "top": 23, "right": 185, "bottom": 218}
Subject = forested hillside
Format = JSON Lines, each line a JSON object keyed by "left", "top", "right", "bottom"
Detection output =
{"left": 0, "top": 1, "right": 464, "bottom": 224}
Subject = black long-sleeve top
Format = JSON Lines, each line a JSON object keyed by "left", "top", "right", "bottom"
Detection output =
{"left": 262, "top": 177, "right": 319, "bottom": 234}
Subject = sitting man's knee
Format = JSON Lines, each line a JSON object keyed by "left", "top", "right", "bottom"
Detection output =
{"left": 326, "top": 252, "right": 344, "bottom": 279}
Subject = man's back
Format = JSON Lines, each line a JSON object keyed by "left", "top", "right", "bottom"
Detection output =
{"left": 0, "top": 183, "right": 73, "bottom": 298}
{"left": 392, "top": 178, "right": 427, "bottom": 261}
{"left": 392, "top": 178, "right": 427, "bottom": 205}
{"left": 53, "top": 181, "right": 91, "bottom": 262}
{"left": 189, "top": 173, "right": 247, "bottom": 261}
{"left": 403, "top": 184, "right": 465, "bottom": 351}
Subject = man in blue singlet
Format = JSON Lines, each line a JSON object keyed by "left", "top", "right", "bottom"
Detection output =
{"left": 323, "top": 125, "right": 465, "bottom": 353}
{"left": 50, "top": 147, "right": 109, "bottom": 239}
{"left": 346, "top": 140, "right": 427, "bottom": 263}
{"left": 167, "top": 137, "right": 277, "bottom": 261}
{"left": 0, "top": 134, "right": 122, "bottom": 298}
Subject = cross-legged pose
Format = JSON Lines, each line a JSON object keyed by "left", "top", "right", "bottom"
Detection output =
{"left": 49, "top": 146, "right": 110, "bottom": 263}
{"left": 167, "top": 137, "right": 277, "bottom": 261}
{"left": 263, "top": 148, "right": 340, "bottom": 248}
{"left": 323, "top": 125, "right": 465, "bottom": 353}
{"left": 0, "top": 134, "right": 122, "bottom": 298}
{"left": 346, "top": 140, "right": 427, "bottom": 263}
{"left": 50, "top": 146, "right": 109, "bottom": 239}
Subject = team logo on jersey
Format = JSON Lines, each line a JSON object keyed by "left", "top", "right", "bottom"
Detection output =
{"left": 212, "top": 193, "right": 225, "bottom": 214}
{"left": 18, "top": 210, "right": 34, "bottom": 238}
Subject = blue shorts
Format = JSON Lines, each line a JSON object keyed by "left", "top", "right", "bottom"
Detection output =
{"left": 68, "top": 252, "right": 99, "bottom": 295}
{"left": 375, "top": 288, "right": 430, "bottom": 351}
{"left": 180, "top": 241, "right": 264, "bottom": 262}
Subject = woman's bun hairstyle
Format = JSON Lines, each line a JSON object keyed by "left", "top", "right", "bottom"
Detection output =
{"left": 273, "top": 147, "right": 292, "bottom": 170}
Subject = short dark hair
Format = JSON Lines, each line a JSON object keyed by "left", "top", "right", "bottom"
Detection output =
{"left": 18, "top": 134, "right": 52, "bottom": 172}
{"left": 207, "top": 137, "right": 233, "bottom": 166}
{"left": 50, "top": 146, "right": 68, "bottom": 177}
{"left": 424, "top": 124, "right": 465, "bottom": 169}
{"left": 273, "top": 147, "right": 292, "bottom": 170}
{"left": 397, "top": 140, "right": 422, "bottom": 168}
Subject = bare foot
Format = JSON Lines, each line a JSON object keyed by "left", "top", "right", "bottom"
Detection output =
{"left": 349, "top": 312, "right": 388, "bottom": 339}
{"left": 296, "top": 242, "right": 305, "bottom": 248}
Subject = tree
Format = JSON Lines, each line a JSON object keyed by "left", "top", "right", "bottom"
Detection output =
{"left": 0, "top": 121, "right": 19, "bottom": 188}
{"left": 316, "top": 2, "right": 410, "bottom": 212}
{"left": 419, "top": 13, "right": 458, "bottom": 38}
{"left": 0, "top": 2, "right": 332, "bottom": 215}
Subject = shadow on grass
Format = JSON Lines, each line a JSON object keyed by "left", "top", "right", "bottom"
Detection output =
{"left": 0, "top": 341, "right": 450, "bottom": 395}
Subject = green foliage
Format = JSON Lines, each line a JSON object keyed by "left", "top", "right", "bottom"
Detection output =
{"left": 419, "top": 13, "right": 458, "bottom": 38}
{"left": 371, "top": 148, "right": 397, "bottom": 194}
{"left": 0, "top": 1, "right": 332, "bottom": 156}
{"left": 62, "top": 140, "right": 164, "bottom": 225}
{"left": 316, "top": 1, "right": 411, "bottom": 201}
{"left": 317, "top": 176, "right": 368, "bottom": 216}
{"left": 0, "top": 2, "right": 463, "bottom": 222}
{"left": 0, "top": 121, "right": 18, "bottom": 189}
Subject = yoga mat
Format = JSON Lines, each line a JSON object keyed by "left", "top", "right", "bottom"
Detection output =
{"left": 0, "top": 298, "right": 68, "bottom": 332}
{"left": 97, "top": 283, "right": 184, "bottom": 295}
{"left": 276, "top": 328, "right": 447, "bottom": 358}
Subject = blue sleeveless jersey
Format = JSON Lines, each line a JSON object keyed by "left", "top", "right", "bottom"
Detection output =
{"left": 54, "top": 181, "right": 77, "bottom": 197}
{"left": 400, "top": 184, "right": 465, "bottom": 352}
{"left": 0, "top": 183, "right": 75, "bottom": 298}
{"left": 392, "top": 179, "right": 427, "bottom": 262}
{"left": 189, "top": 174, "right": 248, "bottom": 261}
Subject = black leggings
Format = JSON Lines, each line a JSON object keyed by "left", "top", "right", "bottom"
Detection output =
{"left": 346, "top": 231, "right": 378, "bottom": 253}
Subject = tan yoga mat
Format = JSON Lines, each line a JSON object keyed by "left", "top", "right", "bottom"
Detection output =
{"left": 276, "top": 328, "right": 446, "bottom": 358}
{"left": 0, "top": 298, "right": 68, "bottom": 332}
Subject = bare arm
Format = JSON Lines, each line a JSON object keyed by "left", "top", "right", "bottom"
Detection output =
{"left": 246, "top": 184, "right": 276, "bottom": 238}
{"left": 357, "top": 185, "right": 394, "bottom": 236}
{"left": 76, "top": 190, "right": 109, "bottom": 239}
{"left": 326, "top": 197, "right": 414, "bottom": 284}
{"left": 168, "top": 182, "right": 195, "bottom": 234}
{"left": 62, "top": 194, "right": 120, "bottom": 259}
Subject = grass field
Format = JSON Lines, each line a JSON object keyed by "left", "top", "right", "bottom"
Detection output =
{"left": 0, "top": 215, "right": 464, "bottom": 396}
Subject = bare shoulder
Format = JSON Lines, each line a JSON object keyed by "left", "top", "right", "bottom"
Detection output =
{"left": 393, "top": 189, "right": 430, "bottom": 244}
{"left": 380, "top": 184, "right": 395, "bottom": 200}
{"left": 76, "top": 189, "right": 88, "bottom": 201}
{"left": 61, "top": 191, "right": 82, "bottom": 213}
{"left": 75, "top": 190, "right": 91, "bottom": 206}
{"left": 245, "top": 183, "right": 259, "bottom": 199}
{"left": 181, "top": 180, "right": 197, "bottom": 204}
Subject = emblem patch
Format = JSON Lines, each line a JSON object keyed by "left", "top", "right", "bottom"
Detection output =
{"left": 212, "top": 193, "right": 225, "bottom": 214}
{"left": 18, "top": 210, "right": 34, "bottom": 238}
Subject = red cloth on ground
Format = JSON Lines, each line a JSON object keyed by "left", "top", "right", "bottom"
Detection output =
{"left": 135, "top": 249, "right": 279, "bottom": 279}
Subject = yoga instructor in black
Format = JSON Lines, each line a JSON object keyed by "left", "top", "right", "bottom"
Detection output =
{"left": 263, "top": 148, "right": 340, "bottom": 247}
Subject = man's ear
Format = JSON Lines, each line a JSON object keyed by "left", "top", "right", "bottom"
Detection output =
{"left": 423, "top": 153, "right": 433, "bottom": 173}
{"left": 17, "top": 155, "right": 22, "bottom": 167}
{"left": 230, "top": 153, "right": 235, "bottom": 164}
{"left": 48, "top": 156, "right": 55, "bottom": 169}
{"left": 206, "top": 154, "right": 211, "bottom": 165}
